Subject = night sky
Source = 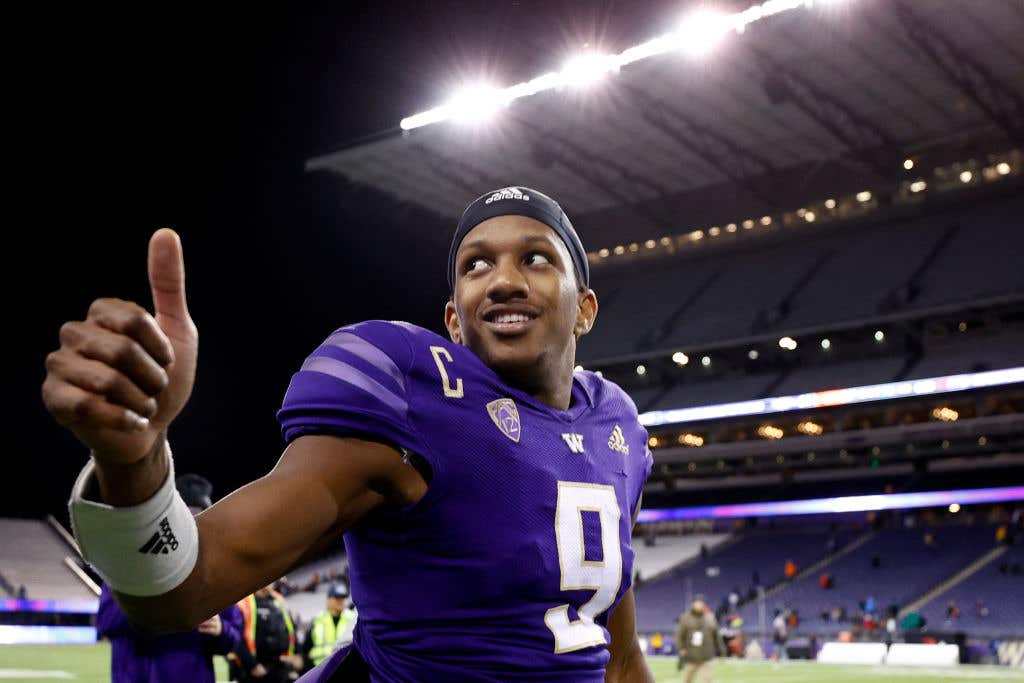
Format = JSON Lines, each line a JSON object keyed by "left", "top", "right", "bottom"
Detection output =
{"left": 10, "top": 1, "right": 693, "bottom": 519}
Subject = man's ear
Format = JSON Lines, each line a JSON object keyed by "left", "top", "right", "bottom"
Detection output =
{"left": 444, "top": 298, "right": 462, "bottom": 344}
{"left": 574, "top": 288, "right": 598, "bottom": 339}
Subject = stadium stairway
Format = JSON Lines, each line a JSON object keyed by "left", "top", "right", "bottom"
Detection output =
{"left": 760, "top": 530, "right": 877, "bottom": 603}
{"left": 898, "top": 545, "right": 1008, "bottom": 618}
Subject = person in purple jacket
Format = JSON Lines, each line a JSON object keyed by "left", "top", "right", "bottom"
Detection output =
{"left": 95, "top": 474, "right": 243, "bottom": 682}
{"left": 47, "top": 187, "right": 654, "bottom": 681}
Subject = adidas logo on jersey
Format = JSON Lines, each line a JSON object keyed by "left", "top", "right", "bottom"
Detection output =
{"left": 484, "top": 187, "right": 530, "bottom": 204}
{"left": 561, "top": 433, "right": 585, "bottom": 454}
{"left": 138, "top": 517, "right": 180, "bottom": 555}
{"left": 607, "top": 425, "right": 630, "bottom": 455}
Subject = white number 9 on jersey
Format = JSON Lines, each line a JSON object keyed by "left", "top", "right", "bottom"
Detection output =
{"left": 545, "top": 482, "right": 623, "bottom": 653}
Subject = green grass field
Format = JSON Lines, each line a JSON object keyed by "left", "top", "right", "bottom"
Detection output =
{"left": 1, "top": 646, "right": 1022, "bottom": 682}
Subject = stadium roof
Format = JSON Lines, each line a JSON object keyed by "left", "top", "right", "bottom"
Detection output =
{"left": 307, "top": 0, "right": 1024, "bottom": 248}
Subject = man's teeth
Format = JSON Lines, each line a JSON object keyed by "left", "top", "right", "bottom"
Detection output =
{"left": 494, "top": 313, "right": 531, "bottom": 324}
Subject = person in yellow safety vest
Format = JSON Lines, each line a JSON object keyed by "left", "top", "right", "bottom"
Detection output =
{"left": 229, "top": 584, "right": 300, "bottom": 682}
{"left": 300, "top": 581, "right": 358, "bottom": 671}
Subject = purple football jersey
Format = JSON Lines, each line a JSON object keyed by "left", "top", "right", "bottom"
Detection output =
{"left": 278, "top": 321, "right": 652, "bottom": 682}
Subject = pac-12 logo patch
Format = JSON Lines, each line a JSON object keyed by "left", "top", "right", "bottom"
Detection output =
{"left": 487, "top": 398, "right": 522, "bottom": 443}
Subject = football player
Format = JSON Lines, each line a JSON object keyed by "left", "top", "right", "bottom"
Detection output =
{"left": 44, "top": 187, "right": 654, "bottom": 681}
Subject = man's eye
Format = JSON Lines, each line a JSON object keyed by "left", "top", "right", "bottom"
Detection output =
{"left": 526, "top": 253, "right": 552, "bottom": 266}
{"left": 466, "top": 258, "right": 489, "bottom": 273}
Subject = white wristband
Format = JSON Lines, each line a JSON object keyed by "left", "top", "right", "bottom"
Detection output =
{"left": 68, "top": 444, "right": 198, "bottom": 597}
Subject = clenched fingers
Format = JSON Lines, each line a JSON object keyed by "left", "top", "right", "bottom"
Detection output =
{"left": 86, "top": 298, "right": 174, "bottom": 367}
{"left": 59, "top": 321, "right": 169, "bottom": 396}
{"left": 45, "top": 349, "right": 158, "bottom": 418}
{"left": 41, "top": 376, "right": 150, "bottom": 432}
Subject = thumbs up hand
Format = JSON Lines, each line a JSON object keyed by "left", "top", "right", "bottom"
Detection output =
{"left": 43, "top": 229, "right": 198, "bottom": 468}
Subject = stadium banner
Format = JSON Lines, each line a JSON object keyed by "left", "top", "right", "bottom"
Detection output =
{"left": 639, "top": 366, "right": 1024, "bottom": 427}
{"left": 0, "top": 625, "right": 96, "bottom": 645}
{"left": 886, "top": 643, "right": 959, "bottom": 667}
{"left": 637, "top": 485, "right": 1024, "bottom": 521}
{"left": 817, "top": 642, "right": 887, "bottom": 665}
{"left": 0, "top": 598, "right": 98, "bottom": 614}
{"left": 998, "top": 641, "right": 1024, "bottom": 668}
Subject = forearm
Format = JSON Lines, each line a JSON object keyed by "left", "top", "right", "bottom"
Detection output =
{"left": 605, "top": 640, "right": 655, "bottom": 683}
{"left": 92, "top": 435, "right": 169, "bottom": 507}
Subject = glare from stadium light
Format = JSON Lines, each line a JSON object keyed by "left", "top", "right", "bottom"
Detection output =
{"left": 978, "top": 436, "right": 987, "bottom": 446}
{"left": 798, "top": 421, "right": 824, "bottom": 436}
{"left": 779, "top": 336, "right": 798, "bottom": 350}
{"left": 874, "top": 330, "right": 885, "bottom": 342}
{"left": 857, "top": 191, "right": 872, "bottom": 203}
{"left": 629, "top": 242, "right": 640, "bottom": 253}
{"left": 760, "top": 215, "right": 772, "bottom": 226}
{"left": 660, "top": 236, "right": 671, "bottom": 246}
{"left": 672, "top": 352, "right": 689, "bottom": 366}
{"left": 726, "top": 223, "right": 738, "bottom": 233}
{"left": 748, "top": 349, "right": 759, "bottom": 360}
{"left": 820, "top": 338, "right": 831, "bottom": 350}
{"left": 942, "top": 440, "right": 950, "bottom": 449}
{"left": 910, "top": 180, "right": 927, "bottom": 193}
{"left": 679, "top": 433, "right": 704, "bottom": 447}
{"left": 903, "top": 158, "right": 914, "bottom": 170}
{"left": 574, "top": 365, "right": 584, "bottom": 372}
{"left": 804, "top": 211, "right": 816, "bottom": 223}
{"left": 932, "top": 406, "right": 959, "bottom": 422}
{"left": 949, "top": 503, "right": 961, "bottom": 513}
{"left": 676, "top": 9, "right": 732, "bottom": 56}
{"left": 636, "top": 364, "right": 647, "bottom": 376}
{"left": 447, "top": 84, "right": 508, "bottom": 124}
{"left": 562, "top": 52, "right": 617, "bottom": 88}
{"left": 595, "top": 370, "right": 603, "bottom": 377}
{"left": 598, "top": 248, "right": 610, "bottom": 258}
{"left": 614, "top": 245, "right": 626, "bottom": 255}
{"left": 690, "top": 230, "right": 705, "bottom": 241}
{"left": 996, "top": 162, "right": 1011, "bottom": 175}
{"left": 824, "top": 198, "right": 837, "bottom": 209}
{"left": 759, "top": 424, "right": 784, "bottom": 440}
{"left": 701, "top": 355, "right": 712, "bottom": 367}
{"left": 709, "top": 226, "right": 721, "bottom": 237}
{"left": 648, "top": 436, "right": 660, "bottom": 448}
{"left": 645, "top": 239, "right": 657, "bottom": 249}
{"left": 742, "top": 219, "right": 755, "bottom": 230}
{"left": 958, "top": 321, "right": 967, "bottom": 332}
{"left": 960, "top": 170, "right": 973, "bottom": 183}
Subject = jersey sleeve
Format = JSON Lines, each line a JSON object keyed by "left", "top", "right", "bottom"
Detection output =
{"left": 276, "top": 320, "right": 420, "bottom": 454}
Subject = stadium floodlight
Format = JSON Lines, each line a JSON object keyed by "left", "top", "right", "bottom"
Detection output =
{"left": 676, "top": 9, "right": 733, "bottom": 56}
{"left": 726, "top": 223, "right": 738, "bottom": 233}
{"left": 779, "top": 336, "right": 798, "bottom": 350}
{"left": 742, "top": 219, "right": 755, "bottom": 229}
{"left": 748, "top": 349, "right": 759, "bottom": 360}
{"left": 804, "top": 210, "right": 816, "bottom": 222}
{"left": 672, "top": 351, "right": 689, "bottom": 366}
{"left": 949, "top": 503, "right": 961, "bottom": 513}
{"left": 690, "top": 230, "right": 705, "bottom": 241}
{"left": 709, "top": 226, "right": 721, "bottom": 237}
{"left": 594, "top": 370, "right": 603, "bottom": 377}
{"left": 447, "top": 84, "right": 509, "bottom": 124}
{"left": 758, "top": 424, "right": 784, "bottom": 440}
{"left": 562, "top": 51, "right": 617, "bottom": 88}
{"left": 824, "top": 198, "right": 836, "bottom": 209}
{"left": 857, "top": 190, "right": 872, "bottom": 202}
{"left": 574, "top": 365, "right": 584, "bottom": 372}
{"left": 598, "top": 248, "right": 610, "bottom": 258}
{"left": 960, "top": 170, "right": 973, "bottom": 183}
{"left": 628, "top": 242, "right": 639, "bottom": 252}
{"left": 679, "top": 433, "right": 704, "bottom": 447}
{"left": 903, "top": 158, "right": 914, "bottom": 170}
{"left": 910, "top": 180, "right": 927, "bottom": 193}
{"left": 399, "top": 0, "right": 846, "bottom": 130}
{"left": 932, "top": 406, "right": 959, "bottom": 422}
{"left": 648, "top": 436, "right": 660, "bottom": 448}
{"left": 874, "top": 330, "right": 885, "bottom": 342}
{"left": 636, "top": 364, "right": 647, "bottom": 376}
{"left": 760, "top": 215, "right": 772, "bottom": 225}
{"left": 820, "top": 338, "right": 831, "bottom": 350}
{"left": 644, "top": 239, "right": 656, "bottom": 249}
{"left": 996, "top": 162, "right": 1011, "bottom": 175}
{"left": 701, "top": 355, "right": 712, "bottom": 367}
{"left": 614, "top": 245, "right": 625, "bottom": 255}
{"left": 659, "top": 236, "right": 672, "bottom": 246}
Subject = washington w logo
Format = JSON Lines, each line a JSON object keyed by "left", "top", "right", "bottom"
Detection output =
{"left": 561, "top": 433, "right": 585, "bottom": 454}
{"left": 484, "top": 187, "right": 530, "bottom": 204}
{"left": 998, "top": 640, "right": 1024, "bottom": 668}
{"left": 138, "top": 517, "right": 180, "bottom": 555}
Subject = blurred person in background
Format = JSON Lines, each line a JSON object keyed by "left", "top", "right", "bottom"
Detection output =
{"left": 96, "top": 473, "right": 242, "bottom": 682}
{"left": 232, "top": 584, "right": 301, "bottom": 682}
{"left": 675, "top": 598, "right": 725, "bottom": 683}
{"left": 299, "top": 582, "right": 357, "bottom": 671}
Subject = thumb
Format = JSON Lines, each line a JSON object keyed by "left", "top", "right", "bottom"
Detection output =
{"left": 148, "top": 228, "right": 190, "bottom": 324}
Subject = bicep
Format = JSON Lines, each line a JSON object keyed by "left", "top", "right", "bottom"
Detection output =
{"left": 115, "top": 434, "right": 416, "bottom": 630}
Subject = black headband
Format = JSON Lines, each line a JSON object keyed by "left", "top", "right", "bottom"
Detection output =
{"left": 447, "top": 186, "right": 589, "bottom": 291}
